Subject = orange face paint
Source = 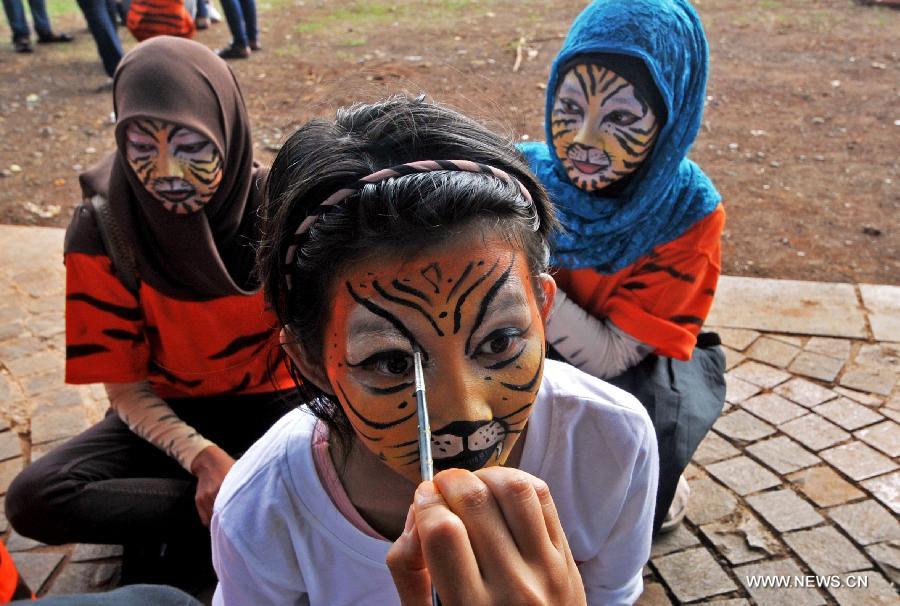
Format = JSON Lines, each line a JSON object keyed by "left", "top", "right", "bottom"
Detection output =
{"left": 551, "top": 63, "right": 660, "bottom": 192}
{"left": 124, "top": 119, "right": 223, "bottom": 214}
{"left": 321, "top": 233, "right": 549, "bottom": 485}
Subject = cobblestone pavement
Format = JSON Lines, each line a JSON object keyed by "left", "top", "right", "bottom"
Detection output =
{"left": 1, "top": 224, "right": 898, "bottom": 604}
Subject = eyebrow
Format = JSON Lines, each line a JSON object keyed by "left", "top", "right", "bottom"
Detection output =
{"left": 346, "top": 282, "right": 422, "bottom": 353}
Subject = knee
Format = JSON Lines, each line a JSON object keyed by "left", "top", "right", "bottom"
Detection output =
{"left": 4, "top": 459, "right": 66, "bottom": 542}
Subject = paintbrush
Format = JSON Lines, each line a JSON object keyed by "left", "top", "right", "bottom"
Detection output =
{"left": 412, "top": 350, "right": 439, "bottom": 606}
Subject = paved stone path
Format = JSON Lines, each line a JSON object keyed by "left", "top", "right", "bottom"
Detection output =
{"left": 1, "top": 224, "right": 898, "bottom": 604}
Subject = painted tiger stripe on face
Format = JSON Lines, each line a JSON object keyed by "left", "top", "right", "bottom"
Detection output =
{"left": 551, "top": 62, "right": 660, "bottom": 192}
{"left": 124, "top": 118, "right": 223, "bottom": 214}
{"left": 321, "top": 236, "right": 550, "bottom": 484}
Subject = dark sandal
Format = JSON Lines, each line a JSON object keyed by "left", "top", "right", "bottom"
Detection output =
{"left": 216, "top": 44, "right": 250, "bottom": 59}
{"left": 13, "top": 37, "right": 33, "bottom": 53}
{"left": 37, "top": 31, "right": 74, "bottom": 43}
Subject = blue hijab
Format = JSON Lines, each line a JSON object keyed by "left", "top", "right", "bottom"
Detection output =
{"left": 520, "top": 0, "right": 721, "bottom": 273}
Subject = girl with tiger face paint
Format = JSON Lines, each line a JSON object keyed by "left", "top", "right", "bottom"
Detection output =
{"left": 124, "top": 119, "right": 224, "bottom": 214}
{"left": 552, "top": 62, "right": 660, "bottom": 192}
{"left": 211, "top": 96, "right": 659, "bottom": 606}
{"left": 521, "top": 0, "right": 727, "bottom": 538}
{"left": 323, "top": 238, "right": 550, "bottom": 484}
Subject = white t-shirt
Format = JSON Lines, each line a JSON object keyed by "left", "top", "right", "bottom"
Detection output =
{"left": 212, "top": 360, "right": 658, "bottom": 606}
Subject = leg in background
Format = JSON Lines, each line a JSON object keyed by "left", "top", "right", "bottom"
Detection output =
{"left": 75, "top": 0, "right": 123, "bottom": 76}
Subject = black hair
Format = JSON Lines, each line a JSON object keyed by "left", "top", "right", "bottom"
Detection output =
{"left": 257, "top": 95, "right": 557, "bottom": 447}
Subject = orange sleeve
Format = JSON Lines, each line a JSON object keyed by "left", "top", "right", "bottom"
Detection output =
{"left": 555, "top": 205, "right": 724, "bottom": 360}
{"left": 0, "top": 540, "right": 32, "bottom": 603}
{"left": 65, "top": 252, "right": 150, "bottom": 384}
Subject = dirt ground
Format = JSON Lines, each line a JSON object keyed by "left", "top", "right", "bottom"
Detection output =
{"left": 0, "top": 0, "right": 897, "bottom": 284}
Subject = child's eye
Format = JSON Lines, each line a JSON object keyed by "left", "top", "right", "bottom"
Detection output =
{"left": 177, "top": 141, "right": 209, "bottom": 154}
{"left": 357, "top": 351, "right": 413, "bottom": 376}
{"left": 475, "top": 328, "right": 523, "bottom": 358}
{"left": 608, "top": 110, "right": 639, "bottom": 126}
{"left": 559, "top": 98, "right": 583, "bottom": 115}
{"left": 129, "top": 142, "right": 157, "bottom": 154}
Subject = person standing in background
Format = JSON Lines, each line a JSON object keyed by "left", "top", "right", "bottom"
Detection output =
{"left": 2, "top": 0, "right": 72, "bottom": 53}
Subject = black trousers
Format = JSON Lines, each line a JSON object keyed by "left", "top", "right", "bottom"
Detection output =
{"left": 5, "top": 391, "right": 297, "bottom": 547}
{"left": 607, "top": 333, "right": 726, "bottom": 535}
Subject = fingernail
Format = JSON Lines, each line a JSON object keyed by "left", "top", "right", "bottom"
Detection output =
{"left": 414, "top": 480, "right": 443, "bottom": 508}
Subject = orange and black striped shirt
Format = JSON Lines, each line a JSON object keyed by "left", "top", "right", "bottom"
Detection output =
{"left": 65, "top": 252, "right": 294, "bottom": 399}
{"left": 553, "top": 204, "right": 725, "bottom": 361}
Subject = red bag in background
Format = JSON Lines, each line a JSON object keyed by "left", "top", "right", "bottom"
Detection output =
{"left": 127, "top": 0, "right": 195, "bottom": 42}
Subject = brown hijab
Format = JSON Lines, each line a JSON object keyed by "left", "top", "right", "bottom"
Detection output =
{"left": 70, "top": 36, "right": 266, "bottom": 301}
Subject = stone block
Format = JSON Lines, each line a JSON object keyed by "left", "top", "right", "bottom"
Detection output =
{"left": 686, "top": 478, "right": 739, "bottom": 526}
{"left": 866, "top": 540, "right": 900, "bottom": 585}
{"left": 652, "top": 547, "right": 736, "bottom": 602}
{"left": 725, "top": 374, "right": 761, "bottom": 404}
{"left": 828, "top": 571, "right": 898, "bottom": 606}
{"left": 714, "top": 327, "right": 760, "bottom": 351}
{"left": 650, "top": 524, "right": 700, "bottom": 558}
{"left": 746, "top": 435, "right": 820, "bottom": 474}
{"left": 706, "top": 456, "right": 781, "bottom": 496}
{"left": 10, "top": 552, "right": 64, "bottom": 594}
{"left": 788, "top": 466, "right": 865, "bottom": 508}
{"left": 5, "top": 530, "right": 43, "bottom": 552}
{"left": 855, "top": 421, "right": 900, "bottom": 457}
{"left": 746, "top": 488, "right": 824, "bottom": 532}
{"left": 44, "top": 562, "right": 120, "bottom": 596}
{"left": 0, "top": 456, "right": 23, "bottom": 494}
{"left": 779, "top": 414, "right": 850, "bottom": 451}
{"left": 25, "top": 313, "right": 65, "bottom": 339}
{"left": 735, "top": 558, "right": 826, "bottom": 606}
{"left": 692, "top": 431, "right": 740, "bottom": 465}
{"left": 22, "top": 368, "right": 66, "bottom": 397}
{"left": 30, "top": 438, "right": 68, "bottom": 461}
{"left": 790, "top": 351, "right": 845, "bottom": 382}
{"left": 805, "top": 336, "right": 852, "bottom": 361}
{"left": 821, "top": 441, "right": 898, "bottom": 481}
{"left": 0, "top": 320, "right": 26, "bottom": 342}
{"left": 828, "top": 499, "right": 900, "bottom": 546}
{"left": 635, "top": 582, "right": 672, "bottom": 606}
{"left": 770, "top": 334, "right": 804, "bottom": 347}
{"left": 3, "top": 350, "right": 63, "bottom": 378}
{"left": 854, "top": 343, "right": 900, "bottom": 371}
{"left": 0, "top": 430, "right": 21, "bottom": 461}
{"left": 834, "top": 386, "right": 883, "bottom": 407}
{"left": 699, "top": 508, "right": 782, "bottom": 564}
{"left": 741, "top": 393, "right": 807, "bottom": 424}
{"left": 784, "top": 526, "right": 871, "bottom": 576}
{"left": 70, "top": 543, "right": 124, "bottom": 562}
{"left": 0, "top": 337, "right": 45, "bottom": 366}
{"left": 775, "top": 377, "right": 838, "bottom": 408}
{"left": 746, "top": 336, "right": 800, "bottom": 368}
{"left": 839, "top": 366, "right": 897, "bottom": 397}
{"left": 729, "top": 361, "right": 791, "bottom": 388}
{"left": 814, "top": 397, "right": 884, "bottom": 431}
{"left": 31, "top": 405, "right": 89, "bottom": 444}
{"left": 862, "top": 471, "right": 900, "bottom": 515}
{"left": 860, "top": 283, "right": 900, "bottom": 342}
{"left": 722, "top": 346, "right": 745, "bottom": 370}
{"left": 713, "top": 410, "right": 776, "bottom": 442}
{"left": 707, "top": 276, "right": 866, "bottom": 338}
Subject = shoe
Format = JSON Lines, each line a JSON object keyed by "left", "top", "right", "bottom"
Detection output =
{"left": 248, "top": 39, "right": 261, "bottom": 51}
{"left": 658, "top": 475, "right": 691, "bottom": 534}
{"left": 216, "top": 44, "right": 250, "bottom": 59}
{"left": 13, "top": 37, "right": 33, "bottom": 53}
{"left": 37, "top": 31, "right": 73, "bottom": 43}
{"left": 195, "top": 16, "right": 210, "bottom": 29}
